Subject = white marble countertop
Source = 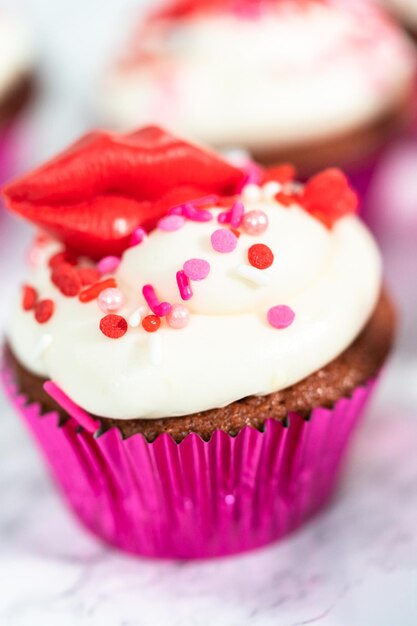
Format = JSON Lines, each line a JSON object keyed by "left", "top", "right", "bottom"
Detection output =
{"left": 0, "top": 0, "right": 417, "bottom": 623}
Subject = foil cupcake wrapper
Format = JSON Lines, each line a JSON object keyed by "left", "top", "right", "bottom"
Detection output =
{"left": 2, "top": 366, "right": 377, "bottom": 559}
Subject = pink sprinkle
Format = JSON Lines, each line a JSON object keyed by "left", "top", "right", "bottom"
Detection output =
{"left": 44, "top": 381, "right": 100, "bottom": 433}
{"left": 211, "top": 229, "right": 238, "bottom": 253}
{"left": 158, "top": 214, "right": 186, "bottom": 231}
{"left": 167, "top": 304, "right": 190, "bottom": 329}
{"left": 267, "top": 305, "right": 295, "bottom": 329}
{"left": 97, "top": 287, "right": 125, "bottom": 313}
{"left": 183, "top": 204, "right": 213, "bottom": 222}
{"left": 176, "top": 270, "right": 193, "bottom": 301}
{"left": 142, "top": 284, "right": 172, "bottom": 317}
{"left": 97, "top": 255, "right": 120, "bottom": 275}
{"left": 217, "top": 200, "right": 244, "bottom": 228}
{"left": 183, "top": 258, "right": 211, "bottom": 281}
{"left": 130, "top": 227, "right": 146, "bottom": 246}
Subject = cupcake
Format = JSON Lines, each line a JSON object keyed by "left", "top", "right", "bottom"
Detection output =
{"left": 2, "top": 126, "right": 395, "bottom": 559}
{"left": 100, "top": 0, "right": 416, "bottom": 196}
{"left": 0, "top": 12, "right": 34, "bottom": 184}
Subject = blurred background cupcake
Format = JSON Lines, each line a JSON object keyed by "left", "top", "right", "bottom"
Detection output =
{"left": 380, "top": 0, "right": 417, "bottom": 40}
{"left": 99, "top": 0, "right": 417, "bottom": 198}
{"left": 0, "top": 10, "right": 35, "bottom": 185}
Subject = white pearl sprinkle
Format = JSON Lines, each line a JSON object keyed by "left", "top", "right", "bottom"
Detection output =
{"left": 262, "top": 181, "right": 282, "bottom": 199}
{"left": 235, "top": 265, "right": 271, "bottom": 286}
{"left": 128, "top": 306, "right": 147, "bottom": 328}
{"left": 149, "top": 333, "right": 162, "bottom": 367}
{"left": 242, "top": 183, "right": 262, "bottom": 202}
{"left": 31, "top": 334, "right": 53, "bottom": 361}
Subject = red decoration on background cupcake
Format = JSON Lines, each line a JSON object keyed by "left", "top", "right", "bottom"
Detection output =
{"left": 301, "top": 168, "right": 359, "bottom": 228}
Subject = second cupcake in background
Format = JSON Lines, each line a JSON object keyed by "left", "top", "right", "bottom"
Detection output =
{"left": 99, "top": 0, "right": 416, "bottom": 194}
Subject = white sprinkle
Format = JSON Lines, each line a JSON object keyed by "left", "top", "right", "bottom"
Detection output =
{"left": 242, "top": 183, "right": 262, "bottom": 202}
{"left": 128, "top": 306, "right": 147, "bottom": 328}
{"left": 236, "top": 265, "right": 271, "bottom": 286}
{"left": 31, "top": 334, "right": 53, "bottom": 360}
{"left": 262, "top": 181, "right": 281, "bottom": 199}
{"left": 149, "top": 333, "right": 162, "bottom": 367}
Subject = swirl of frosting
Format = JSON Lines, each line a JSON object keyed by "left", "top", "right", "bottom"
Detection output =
{"left": 7, "top": 184, "right": 381, "bottom": 420}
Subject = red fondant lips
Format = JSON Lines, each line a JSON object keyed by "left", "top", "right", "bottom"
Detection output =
{"left": 3, "top": 126, "right": 245, "bottom": 259}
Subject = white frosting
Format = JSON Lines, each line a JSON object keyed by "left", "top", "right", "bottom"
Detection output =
{"left": 7, "top": 190, "right": 382, "bottom": 420}
{"left": 0, "top": 13, "right": 32, "bottom": 101}
{"left": 100, "top": 1, "right": 416, "bottom": 150}
{"left": 380, "top": 0, "right": 417, "bottom": 28}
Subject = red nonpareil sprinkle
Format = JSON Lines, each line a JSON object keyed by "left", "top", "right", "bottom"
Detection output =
{"left": 48, "top": 250, "right": 78, "bottom": 269}
{"left": 262, "top": 163, "right": 296, "bottom": 185}
{"left": 35, "top": 299, "right": 54, "bottom": 324}
{"left": 77, "top": 267, "right": 101, "bottom": 286}
{"left": 79, "top": 278, "right": 117, "bottom": 303}
{"left": 22, "top": 285, "right": 38, "bottom": 311}
{"left": 248, "top": 244, "right": 274, "bottom": 270}
{"left": 275, "top": 192, "right": 296, "bottom": 207}
{"left": 301, "top": 168, "right": 358, "bottom": 228}
{"left": 99, "top": 314, "right": 128, "bottom": 339}
{"left": 142, "top": 314, "right": 161, "bottom": 333}
{"left": 51, "top": 263, "right": 83, "bottom": 297}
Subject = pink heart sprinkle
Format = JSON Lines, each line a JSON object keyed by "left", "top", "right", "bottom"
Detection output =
{"left": 183, "top": 258, "right": 211, "bottom": 281}
{"left": 267, "top": 305, "right": 295, "bottom": 329}
{"left": 211, "top": 229, "right": 238, "bottom": 253}
{"left": 158, "top": 215, "right": 186, "bottom": 232}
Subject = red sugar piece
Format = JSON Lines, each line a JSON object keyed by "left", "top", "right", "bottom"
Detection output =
{"left": 301, "top": 168, "right": 358, "bottom": 228}
{"left": 142, "top": 315, "right": 161, "bottom": 333}
{"left": 275, "top": 192, "right": 296, "bottom": 207}
{"left": 48, "top": 250, "right": 78, "bottom": 269}
{"left": 77, "top": 267, "right": 101, "bottom": 286}
{"left": 262, "top": 164, "right": 296, "bottom": 185}
{"left": 248, "top": 244, "right": 274, "bottom": 270}
{"left": 79, "top": 278, "right": 117, "bottom": 303}
{"left": 35, "top": 299, "right": 54, "bottom": 324}
{"left": 22, "top": 284, "right": 38, "bottom": 311}
{"left": 51, "top": 263, "right": 82, "bottom": 297}
{"left": 99, "top": 314, "right": 128, "bottom": 339}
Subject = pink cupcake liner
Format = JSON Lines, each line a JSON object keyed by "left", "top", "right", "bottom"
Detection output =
{"left": 2, "top": 365, "right": 377, "bottom": 559}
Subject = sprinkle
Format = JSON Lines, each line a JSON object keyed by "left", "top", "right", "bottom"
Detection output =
{"left": 248, "top": 244, "right": 274, "bottom": 270}
{"left": 167, "top": 304, "right": 190, "bottom": 329}
{"left": 130, "top": 227, "right": 147, "bottom": 246}
{"left": 148, "top": 333, "right": 162, "bottom": 366}
{"left": 211, "top": 228, "right": 238, "bottom": 253}
{"left": 22, "top": 285, "right": 38, "bottom": 311}
{"left": 242, "top": 183, "right": 262, "bottom": 202}
{"left": 142, "top": 314, "right": 161, "bottom": 333}
{"left": 48, "top": 250, "right": 78, "bottom": 269}
{"left": 31, "top": 334, "right": 53, "bottom": 360}
{"left": 176, "top": 270, "right": 193, "bottom": 301}
{"left": 51, "top": 263, "right": 82, "bottom": 297}
{"left": 128, "top": 306, "right": 147, "bottom": 328}
{"left": 262, "top": 164, "right": 296, "bottom": 185}
{"left": 237, "top": 162, "right": 262, "bottom": 190}
{"left": 183, "top": 203, "right": 212, "bottom": 222}
{"left": 97, "top": 255, "right": 120, "bottom": 275}
{"left": 217, "top": 200, "right": 244, "bottom": 227}
{"left": 98, "top": 287, "right": 126, "bottom": 313}
{"left": 77, "top": 267, "right": 100, "bottom": 286}
{"left": 99, "top": 314, "right": 128, "bottom": 338}
{"left": 262, "top": 181, "right": 282, "bottom": 199}
{"left": 44, "top": 381, "right": 100, "bottom": 433}
{"left": 79, "top": 278, "right": 117, "bottom": 303}
{"left": 158, "top": 214, "right": 186, "bottom": 231}
{"left": 267, "top": 305, "right": 295, "bottom": 329}
{"left": 142, "top": 284, "right": 172, "bottom": 317}
{"left": 275, "top": 192, "right": 295, "bottom": 207}
{"left": 235, "top": 265, "right": 270, "bottom": 286}
{"left": 35, "top": 299, "right": 55, "bottom": 324}
{"left": 241, "top": 210, "right": 269, "bottom": 236}
{"left": 183, "top": 258, "right": 210, "bottom": 281}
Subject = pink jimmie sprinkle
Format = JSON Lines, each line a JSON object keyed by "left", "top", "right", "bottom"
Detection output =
{"left": 267, "top": 305, "right": 295, "bottom": 329}
{"left": 176, "top": 270, "right": 193, "bottom": 301}
{"left": 43, "top": 381, "right": 100, "bottom": 434}
{"left": 158, "top": 214, "right": 186, "bottom": 231}
{"left": 183, "top": 204, "right": 213, "bottom": 222}
{"left": 97, "top": 255, "right": 120, "bottom": 275}
{"left": 183, "top": 258, "right": 210, "bottom": 281}
{"left": 211, "top": 228, "right": 238, "bottom": 253}
{"left": 130, "top": 227, "right": 146, "bottom": 246}
{"left": 218, "top": 200, "right": 244, "bottom": 227}
{"left": 142, "top": 284, "right": 172, "bottom": 317}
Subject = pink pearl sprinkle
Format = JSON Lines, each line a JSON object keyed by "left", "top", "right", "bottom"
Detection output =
{"left": 183, "top": 258, "right": 210, "bottom": 281}
{"left": 167, "top": 304, "right": 190, "bottom": 329}
{"left": 130, "top": 227, "right": 146, "bottom": 246}
{"left": 241, "top": 210, "right": 269, "bottom": 236}
{"left": 267, "top": 305, "right": 295, "bottom": 329}
{"left": 97, "top": 288, "right": 125, "bottom": 313}
{"left": 97, "top": 256, "right": 120, "bottom": 275}
{"left": 211, "top": 229, "right": 238, "bottom": 253}
{"left": 158, "top": 214, "right": 186, "bottom": 232}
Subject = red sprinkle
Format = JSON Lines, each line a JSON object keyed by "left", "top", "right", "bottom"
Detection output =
{"left": 262, "top": 164, "right": 296, "bottom": 185}
{"left": 248, "top": 244, "right": 274, "bottom": 270}
{"left": 275, "top": 192, "right": 296, "bottom": 207}
{"left": 22, "top": 285, "right": 38, "bottom": 311}
{"left": 301, "top": 168, "right": 358, "bottom": 228}
{"left": 230, "top": 227, "right": 241, "bottom": 238}
{"left": 48, "top": 250, "right": 78, "bottom": 269}
{"left": 51, "top": 263, "right": 82, "bottom": 297}
{"left": 77, "top": 267, "right": 101, "bottom": 286}
{"left": 79, "top": 278, "right": 117, "bottom": 303}
{"left": 142, "top": 315, "right": 161, "bottom": 333}
{"left": 99, "top": 314, "right": 128, "bottom": 339}
{"left": 35, "top": 299, "right": 54, "bottom": 324}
